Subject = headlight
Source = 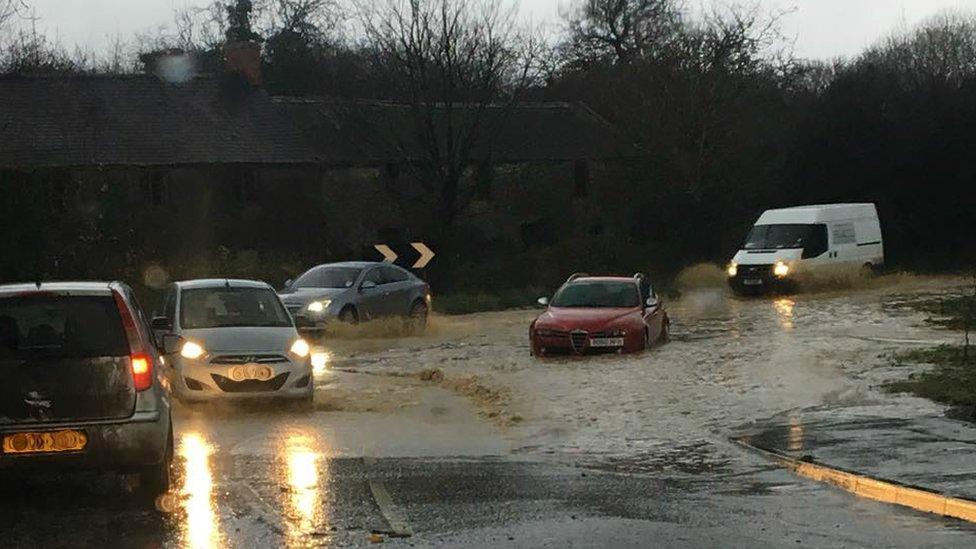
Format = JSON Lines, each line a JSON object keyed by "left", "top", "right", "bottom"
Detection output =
{"left": 535, "top": 328, "right": 560, "bottom": 337}
{"left": 290, "top": 338, "right": 310, "bottom": 358}
{"left": 773, "top": 261, "right": 790, "bottom": 278}
{"left": 727, "top": 262, "right": 738, "bottom": 277}
{"left": 307, "top": 300, "right": 331, "bottom": 313}
{"left": 180, "top": 341, "right": 205, "bottom": 360}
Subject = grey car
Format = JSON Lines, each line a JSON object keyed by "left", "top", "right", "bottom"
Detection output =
{"left": 0, "top": 282, "right": 173, "bottom": 501}
{"left": 279, "top": 262, "right": 431, "bottom": 330}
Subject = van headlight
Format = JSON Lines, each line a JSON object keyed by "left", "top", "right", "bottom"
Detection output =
{"left": 307, "top": 300, "right": 331, "bottom": 313}
{"left": 727, "top": 262, "right": 738, "bottom": 277}
{"left": 773, "top": 262, "right": 790, "bottom": 278}
{"left": 180, "top": 341, "right": 206, "bottom": 360}
{"left": 290, "top": 338, "right": 310, "bottom": 358}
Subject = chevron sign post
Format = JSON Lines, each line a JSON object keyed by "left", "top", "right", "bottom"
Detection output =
{"left": 372, "top": 242, "right": 435, "bottom": 269}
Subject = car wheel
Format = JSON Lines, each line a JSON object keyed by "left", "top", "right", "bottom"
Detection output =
{"left": 658, "top": 319, "right": 670, "bottom": 344}
{"left": 139, "top": 420, "right": 173, "bottom": 502}
{"left": 406, "top": 301, "right": 428, "bottom": 334}
{"left": 339, "top": 306, "right": 359, "bottom": 324}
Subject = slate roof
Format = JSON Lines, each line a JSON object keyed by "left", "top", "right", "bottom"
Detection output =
{"left": 0, "top": 74, "right": 320, "bottom": 168}
{"left": 0, "top": 73, "right": 640, "bottom": 169}
{"left": 274, "top": 97, "right": 641, "bottom": 165}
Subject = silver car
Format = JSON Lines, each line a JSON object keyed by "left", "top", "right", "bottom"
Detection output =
{"left": 151, "top": 279, "right": 314, "bottom": 403}
{"left": 0, "top": 282, "right": 173, "bottom": 500}
{"left": 278, "top": 261, "right": 431, "bottom": 330}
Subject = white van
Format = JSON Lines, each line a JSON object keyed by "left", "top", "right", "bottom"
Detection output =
{"left": 727, "top": 203, "right": 884, "bottom": 293}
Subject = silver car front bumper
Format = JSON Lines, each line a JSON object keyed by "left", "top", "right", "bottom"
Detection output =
{"left": 171, "top": 353, "right": 313, "bottom": 402}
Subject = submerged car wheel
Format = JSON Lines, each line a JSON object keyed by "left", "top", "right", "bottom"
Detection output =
{"left": 657, "top": 319, "right": 670, "bottom": 344}
{"left": 139, "top": 420, "right": 173, "bottom": 502}
{"left": 406, "top": 301, "right": 429, "bottom": 334}
{"left": 339, "top": 306, "right": 359, "bottom": 324}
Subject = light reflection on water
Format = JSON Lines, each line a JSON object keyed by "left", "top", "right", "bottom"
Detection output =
{"left": 774, "top": 298, "right": 795, "bottom": 331}
{"left": 179, "top": 432, "right": 221, "bottom": 549}
{"left": 282, "top": 432, "right": 329, "bottom": 546}
{"left": 788, "top": 416, "right": 805, "bottom": 453}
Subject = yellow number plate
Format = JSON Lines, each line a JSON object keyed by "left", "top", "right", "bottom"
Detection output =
{"left": 2, "top": 430, "right": 88, "bottom": 454}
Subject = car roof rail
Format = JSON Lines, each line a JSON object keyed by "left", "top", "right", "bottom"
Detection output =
{"left": 566, "top": 272, "right": 590, "bottom": 283}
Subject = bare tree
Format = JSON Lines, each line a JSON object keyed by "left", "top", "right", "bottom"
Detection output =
{"left": 563, "top": 0, "right": 682, "bottom": 64}
{"left": 356, "top": 0, "right": 541, "bottom": 285}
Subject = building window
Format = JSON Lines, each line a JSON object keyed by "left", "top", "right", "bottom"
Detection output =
{"left": 231, "top": 167, "right": 258, "bottom": 203}
{"left": 573, "top": 160, "right": 590, "bottom": 198}
{"left": 46, "top": 170, "right": 72, "bottom": 213}
{"left": 143, "top": 171, "right": 169, "bottom": 206}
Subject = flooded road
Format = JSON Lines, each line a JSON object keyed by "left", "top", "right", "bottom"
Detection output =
{"left": 3, "top": 276, "right": 976, "bottom": 547}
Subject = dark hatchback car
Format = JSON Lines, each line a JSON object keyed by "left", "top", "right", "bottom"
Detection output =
{"left": 0, "top": 282, "right": 173, "bottom": 500}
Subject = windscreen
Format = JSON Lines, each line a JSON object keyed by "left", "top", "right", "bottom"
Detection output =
{"left": 294, "top": 267, "right": 362, "bottom": 289}
{"left": 744, "top": 224, "right": 827, "bottom": 252}
{"left": 181, "top": 287, "right": 292, "bottom": 329}
{"left": 551, "top": 282, "right": 640, "bottom": 308}
{"left": 0, "top": 295, "right": 128, "bottom": 359}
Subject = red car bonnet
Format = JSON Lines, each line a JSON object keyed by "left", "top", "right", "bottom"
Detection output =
{"left": 536, "top": 306, "right": 643, "bottom": 332}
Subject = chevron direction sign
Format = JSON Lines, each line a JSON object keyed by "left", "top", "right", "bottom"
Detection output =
{"left": 372, "top": 242, "right": 436, "bottom": 269}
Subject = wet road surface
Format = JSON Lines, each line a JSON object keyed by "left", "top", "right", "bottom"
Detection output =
{"left": 3, "top": 275, "right": 976, "bottom": 547}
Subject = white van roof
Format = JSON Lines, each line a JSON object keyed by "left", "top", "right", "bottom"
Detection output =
{"left": 756, "top": 203, "right": 878, "bottom": 225}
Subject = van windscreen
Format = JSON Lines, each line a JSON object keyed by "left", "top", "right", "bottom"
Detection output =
{"left": 744, "top": 224, "right": 828, "bottom": 254}
{"left": 0, "top": 295, "right": 128, "bottom": 359}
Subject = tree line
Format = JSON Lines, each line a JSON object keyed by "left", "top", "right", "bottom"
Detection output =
{"left": 1, "top": 0, "right": 974, "bottom": 292}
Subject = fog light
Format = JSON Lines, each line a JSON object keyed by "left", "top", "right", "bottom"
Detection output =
{"left": 773, "top": 262, "right": 790, "bottom": 278}
{"left": 727, "top": 263, "right": 738, "bottom": 277}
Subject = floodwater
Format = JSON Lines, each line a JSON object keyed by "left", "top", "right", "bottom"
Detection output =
{"left": 325, "top": 273, "right": 968, "bottom": 474}
{"left": 3, "top": 273, "right": 975, "bottom": 547}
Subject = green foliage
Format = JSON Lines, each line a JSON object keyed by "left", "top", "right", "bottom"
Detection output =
{"left": 884, "top": 346, "right": 976, "bottom": 406}
{"left": 433, "top": 288, "right": 547, "bottom": 315}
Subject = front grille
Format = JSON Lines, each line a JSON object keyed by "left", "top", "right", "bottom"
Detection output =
{"left": 210, "top": 354, "right": 290, "bottom": 365}
{"left": 738, "top": 264, "right": 772, "bottom": 277}
{"left": 210, "top": 372, "right": 290, "bottom": 393}
{"left": 570, "top": 330, "right": 587, "bottom": 352}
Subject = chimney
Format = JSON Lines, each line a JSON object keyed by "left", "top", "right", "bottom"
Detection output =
{"left": 224, "top": 41, "right": 262, "bottom": 86}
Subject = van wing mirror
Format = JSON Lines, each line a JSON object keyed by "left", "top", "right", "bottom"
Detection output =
{"left": 537, "top": 297, "right": 549, "bottom": 307}
{"left": 151, "top": 316, "right": 173, "bottom": 332}
{"left": 161, "top": 334, "right": 183, "bottom": 355}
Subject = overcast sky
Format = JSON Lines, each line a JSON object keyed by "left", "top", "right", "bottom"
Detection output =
{"left": 14, "top": 0, "right": 976, "bottom": 61}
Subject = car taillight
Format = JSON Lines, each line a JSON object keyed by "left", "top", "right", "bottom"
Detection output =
{"left": 112, "top": 289, "right": 153, "bottom": 391}
{"left": 131, "top": 353, "right": 153, "bottom": 391}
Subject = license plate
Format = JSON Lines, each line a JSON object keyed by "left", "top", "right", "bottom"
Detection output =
{"left": 2, "top": 430, "right": 88, "bottom": 454}
{"left": 743, "top": 279, "right": 763, "bottom": 286}
{"left": 230, "top": 364, "right": 276, "bottom": 382}
{"left": 590, "top": 337, "right": 625, "bottom": 348}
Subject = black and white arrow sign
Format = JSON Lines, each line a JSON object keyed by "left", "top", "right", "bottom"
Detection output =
{"left": 410, "top": 242, "right": 435, "bottom": 269}
{"left": 372, "top": 242, "right": 435, "bottom": 269}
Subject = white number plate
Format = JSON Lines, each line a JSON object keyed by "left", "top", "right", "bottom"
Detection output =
{"left": 743, "top": 279, "right": 764, "bottom": 286}
{"left": 590, "top": 337, "right": 625, "bottom": 348}
{"left": 230, "top": 364, "right": 275, "bottom": 382}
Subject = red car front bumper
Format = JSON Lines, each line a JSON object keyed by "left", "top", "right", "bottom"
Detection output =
{"left": 531, "top": 329, "right": 644, "bottom": 356}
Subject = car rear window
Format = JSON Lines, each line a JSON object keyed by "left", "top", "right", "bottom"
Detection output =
{"left": 0, "top": 295, "right": 128, "bottom": 359}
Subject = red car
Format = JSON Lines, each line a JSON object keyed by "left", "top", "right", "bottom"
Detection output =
{"left": 530, "top": 273, "right": 670, "bottom": 356}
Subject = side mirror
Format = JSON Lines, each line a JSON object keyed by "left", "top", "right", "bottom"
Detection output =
{"left": 284, "top": 279, "right": 293, "bottom": 289}
{"left": 161, "top": 334, "right": 183, "bottom": 355}
{"left": 537, "top": 297, "right": 549, "bottom": 307}
{"left": 151, "top": 316, "right": 173, "bottom": 332}
{"left": 645, "top": 296, "right": 660, "bottom": 308}
{"left": 360, "top": 280, "right": 377, "bottom": 292}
